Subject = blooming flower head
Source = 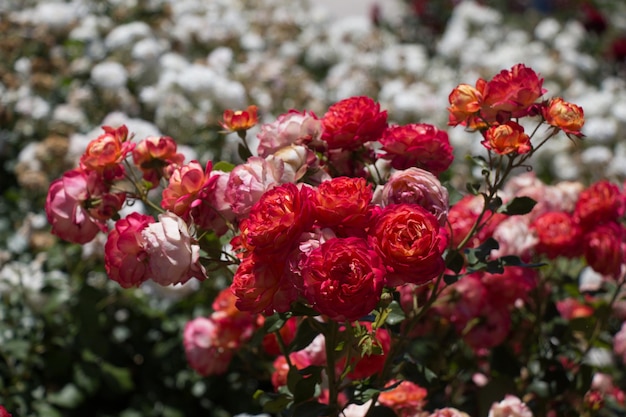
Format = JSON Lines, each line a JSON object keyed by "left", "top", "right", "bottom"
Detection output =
{"left": 193, "top": 169, "right": 236, "bottom": 235}
{"left": 141, "top": 212, "right": 207, "bottom": 286}
{"left": 448, "top": 83, "right": 483, "bottom": 127}
{"left": 481, "top": 63, "right": 546, "bottom": 122}
{"left": 0, "top": 405, "right": 11, "bottom": 417}
{"left": 301, "top": 237, "right": 385, "bottom": 322}
{"left": 104, "top": 212, "right": 154, "bottom": 288}
{"left": 370, "top": 203, "right": 448, "bottom": 287}
{"left": 313, "top": 177, "right": 373, "bottom": 235}
{"left": 531, "top": 211, "right": 583, "bottom": 259}
{"left": 574, "top": 180, "right": 625, "bottom": 230}
{"left": 219, "top": 105, "right": 258, "bottom": 132}
{"left": 230, "top": 253, "right": 298, "bottom": 315}
{"left": 543, "top": 97, "right": 585, "bottom": 137}
{"left": 321, "top": 96, "right": 388, "bottom": 150}
{"left": 257, "top": 109, "right": 323, "bottom": 157}
{"left": 428, "top": 408, "right": 471, "bottom": 417}
{"left": 488, "top": 395, "right": 534, "bottom": 417}
{"left": 183, "top": 317, "right": 233, "bottom": 376}
{"left": 583, "top": 222, "right": 624, "bottom": 278}
{"left": 379, "top": 123, "right": 454, "bottom": 175}
{"left": 132, "top": 135, "right": 185, "bottom": 187}
{"left": 80, "top": 125, "right": 133, "bottom": 181}
{"left": 240, "top": 182, "right": 314, "bottom": 255}
{"left": 46, "top": 168, "right": 112, "bottom": 244}
{"left": 161, "top": 160, "right": 217, "bottom": 221}
{"left": 378, "top": 379, "right": 428, "bottom": 417}
{"left": 380, "top": 167, "right": 449, "bottom": 226}
{"left": 481, "top": 121, "right": 531, "bottom": 155}
{"left": 225, "top": 156, "right": 286, "bottom": 219}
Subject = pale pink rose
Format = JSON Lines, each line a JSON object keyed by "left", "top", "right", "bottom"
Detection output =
{"left": 381, "top": 167, "right": 449, "bottom": 226}
{"left": 46, "top": 168, "right": 108, "bottom": 244}
{"left": 225, "top": 156, "right": 285, "bottom": 219}
{"left": 142, "top": 212, "right": 207, "bottom": 286}
{"left": 614, "top": 322, "right": 626, "bottom": 364}
{"left": 272, "top": 144, "right": 317, "bottom": 182}
{"left": 549, "top": 180, "right": 584, "bottom": 213}
{"left": 195, "top": 170, "right": 236, "bottom": 235}
{"left": 300, "top": 333, "right": 327, "bottom": 367}
{"left": 488, "top": 395, "right": 534, "bottom": 417}
{"left": 592, "top": 373, "right": 615, "bottom": 393}
{"left": 491, "top": 216, "right": 538, "bottom": 259}
{"left": 256, "top": 110, "right": 323, "bottom": 157}
{"left": 183, "top": 317, "right": 232, "bottom": 376}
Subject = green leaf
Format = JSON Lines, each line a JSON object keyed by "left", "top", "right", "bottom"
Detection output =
{"left": 47, "top": 384, "right": 84, "bottom": 408}
{"left": 292, "top": 401, "right": 329, "bottom": 417}
{"left": 445, "top": 250, "right": 465, "bottom": 274}
{"left": 254, "top": 390, "right": 292, "bottom": 413}
{"left": 73, "top": 362, "right": 101, "bottom": 395}
{"left": 289, "top": 319, "right": 323, "bottom": 352}
{"left": 264, "top": 313, "right": 287, "bottom": 334}
{"left": 498, "top": 196, "right": 537, "bottom": 215}
{"left": 385, "top": 301, "right": 406, "bottom": 326}
{"left": 101, "top": 361, "right": 134, "bottom": 393}
{"left": 33, "top": 401, "right": 63, "bottom": 417}
{"left": 212, "top": 161, "right": 236, "bottom": 172}
{"left": 466, "top": 182, "right": 481, "bottom": 195}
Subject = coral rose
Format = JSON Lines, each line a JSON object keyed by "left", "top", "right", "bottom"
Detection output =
{"left": 481, "top": 121, "right": 531, "bottom": 155}
{"left": 132, "top": 135, "right": 185, "bottom": 187}
{"left": 543, "top": 97, "right": 585, "bottom": 136}
{"left": 378, "top": 380, "right": 428, "bottom": 417}
{"left": 301, "top": 237, "right": 385, "bottom": 322}
{"left": 448, "top": 83, "right": 483, "bottom": 127}
{"left": 161, "top": 160, "right": 218, "bottom": 221}
{"left": 379, "top": 123, "right": 454, "bottom": 175}
{"left": 370, "top": 204, "right": 448, "bottom": 286}
{"left": 141, "top": 212, "right": 207, "bottom": 286}
{"left": 219, "top": 105, "right": 258, "bottom": 132}
{"left": 531, "top": 211, "right": 583, "bottom": 259}
{"left": 80, "top": 125, "right": 133, "bottom": 181}
{"left": 321, "top": 96, "right": 388, "bottom": 150}
{"left": 104, "top": 212, "right": 154, "bottom": 288}
{"left": 381, "top": 167, "right": 449, "bottom": 226}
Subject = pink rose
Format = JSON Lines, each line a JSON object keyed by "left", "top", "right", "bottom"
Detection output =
{"left": 488, "top": 395, "right": 534, "bottom": 417}
{"left": 428, "top": 408, "right": 470, "bottom": 417}
{"left": 104, "top": 213, "right": 154, "bottom": 288}
{"left": 381, "top": 167, "right": 449, "bottom": 226}
{"left": 379, "top": 123, "right": 453, "bottom": 175}
{"left": 161, "top": 160, "right": 217, "bottom": 220}
{"left": 141, "top": 212, "right": 207, "bottom": 286}
{"left": 225, "top": 156, "right": 286, "bottom": 219}
{"left": 301, "top": 237, "right": 385, "bottom": 322}
{"left": 614, "top": 322, "right": 626, "bottom": 365}
{"left": 183, "top": 317, "right": 232, "bottom": 376}
{"left": 46, "top": 168, "right": 106, "bottom": 244}
{"left": 257, "top": 109, "right": 323, "bottom": 157}
{"left": 193, "top": 169, "right": 236, "bottom": 235}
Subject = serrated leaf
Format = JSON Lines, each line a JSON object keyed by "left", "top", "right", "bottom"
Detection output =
{"left": 498, "top": 196, "right": 537, "bottom": 215}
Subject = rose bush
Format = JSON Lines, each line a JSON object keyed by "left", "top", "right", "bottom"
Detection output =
{"left": 41, "top": 62, "right": 626, "bottom": 417}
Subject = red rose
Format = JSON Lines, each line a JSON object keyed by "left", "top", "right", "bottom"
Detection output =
{"left": 531, "top": 211, "right": 583, "bottom": 259}
{"left": 301, "top": 237, "right": 385, "bottom": 322}
{"left": 230, "top": 254, "right": 298, "bottom": 315}
{"left": 481, "top": 63, "right": 546, "bottom": 122}
{"left": 104, "top": 213, "right": 154, "bottom": 288}
{"left": 574, "top": 180, "right": 624, "bottom": 230}
{"left": 379, "top": 123, "right": 454, "bottom": 175}
{"left": 370, "top": 204, "right": 448, "bottom": 287}
{"left": 583, "top": 222, "right": 624, "bottom": 278}
{"left": 321, "top": 96, "right": 388, "bottom": 150}
{"left": 314, "top": 177, "right": 373, "bottom": 235}
{"left": 240, "top": 183, "right": 314, "bottom": 255}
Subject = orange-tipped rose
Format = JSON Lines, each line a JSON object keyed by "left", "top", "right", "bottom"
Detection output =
{"left": 447, "top": 83, "right": 483, "bottom": 126}
{"left": 481, "top": 121, "right": 531, "bottom": 155}
{"left": 543, "top": 97, "right": 585, "bottom": 136}
{"left": 219, "top": 105, "right": 258, "bottom": 132}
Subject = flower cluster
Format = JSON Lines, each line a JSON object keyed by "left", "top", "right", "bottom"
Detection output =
{"left": 45, "top": 63, "right": 626, "bottom": 417}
